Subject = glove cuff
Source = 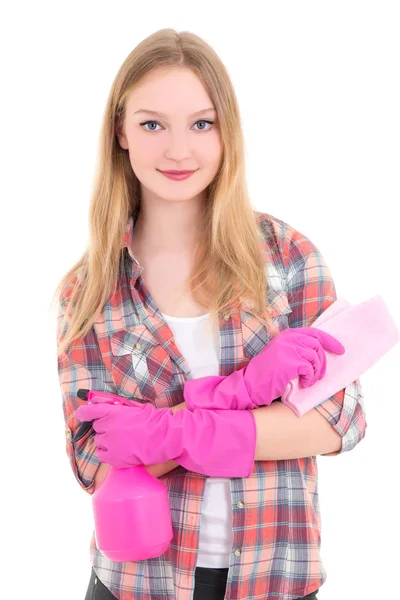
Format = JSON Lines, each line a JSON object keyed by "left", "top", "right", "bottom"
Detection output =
{"left": 183, "top": 369, "right": 256, "bottom": 411}
{"left": 168, "top": 408, "right": 257, "bottom": 478}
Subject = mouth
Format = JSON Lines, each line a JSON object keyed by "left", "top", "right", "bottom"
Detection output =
{"left": 157, "top": 169, "right": 197, "bottom": 180}
{"left": 158, "top": 170, "right": 196, "bottom": 174}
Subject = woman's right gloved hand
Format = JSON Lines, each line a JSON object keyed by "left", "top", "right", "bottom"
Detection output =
{"left": 183, "top": 327, "right": 346, "bottom": 412}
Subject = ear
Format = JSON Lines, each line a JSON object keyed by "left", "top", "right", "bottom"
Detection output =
{"left": 115, "top": 115, "right": 128, "bottom": 150}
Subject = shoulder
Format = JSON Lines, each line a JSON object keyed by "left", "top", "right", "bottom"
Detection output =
{"left": 255, "top": 210, "right": 291, "bottom": 247}
{"left": 254, "top": 210, "right": 323, "bottom": 270}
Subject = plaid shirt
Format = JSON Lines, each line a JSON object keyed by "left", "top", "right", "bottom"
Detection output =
{"left": 57, "top": 210, "right": 367, "bottom": 600}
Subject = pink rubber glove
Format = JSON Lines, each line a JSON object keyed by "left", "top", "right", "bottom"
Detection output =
{"left": 75, "top": 396, "right": 256, "bottom": 478}
{"left": 183, "top": 326, "right": 345, "bottom": 412}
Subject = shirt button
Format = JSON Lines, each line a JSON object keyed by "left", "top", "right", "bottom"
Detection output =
{"left": 237, "top": 501, "right": 245, "bottom": 508}
{"left": 224, "top": 313, "right": 230, "bottom": 320}
{"left": 65, "top": 427, "right": 72, "bottom": 440}
{"left": 267, "top": 306, "right": 273, "bottom": 313}
{"left": 134, "top": 342, "right": 141, "bottom": 350}
{"left": 234, "top": 549, "right": 241, "bottom": 556}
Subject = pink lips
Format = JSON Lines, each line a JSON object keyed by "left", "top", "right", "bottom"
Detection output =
{"left": 159, "top": 169, "right": 196, "bottom": 180}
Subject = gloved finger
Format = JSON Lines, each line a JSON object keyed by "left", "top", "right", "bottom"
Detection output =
{"left": 307, "top": 328, "right": 345, "bottom": 355}
{"left": 75, "top": 402, "right": 113, "bottom": 423}
{"left": 93, "top": 432, "right": 107, "bottom": 450}
{"left": 294, "top": 347, "right": 314, "bottom": 383}
{"left": 304, "top": 345, "right": 327, "bottom": 385}
{"left": 296, "top": 346, "right": 321, "bottom": 387}
{"left": 296, "top": 332, "right": 330, "bottom": 380}
{"left": 312, "top": 340, "right": 327, "bottom": 381}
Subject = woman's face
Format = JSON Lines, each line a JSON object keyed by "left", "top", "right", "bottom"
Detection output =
{"left": 116, "top": 67, "right": 223, "bottom": 203}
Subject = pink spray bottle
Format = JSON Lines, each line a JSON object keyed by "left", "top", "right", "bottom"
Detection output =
{"left": 72, "top": 389, "right": 174, "bottom": 562}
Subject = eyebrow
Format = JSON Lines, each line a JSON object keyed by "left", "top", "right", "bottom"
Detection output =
{"left": 134, "top": 108, "right": 216, "bottom": 118}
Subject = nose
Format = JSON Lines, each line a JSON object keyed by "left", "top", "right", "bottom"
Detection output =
{"left": 164, "top": 130, "right": 193, "bottom": 160}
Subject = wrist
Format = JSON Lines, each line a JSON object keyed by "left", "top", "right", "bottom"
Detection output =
{"left": 145, "top": 459, "right": 180, "bottom": 478}
{"left": 171, "top": 401, "right": 186, "bottom": 414}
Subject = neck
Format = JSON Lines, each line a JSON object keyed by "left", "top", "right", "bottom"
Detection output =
{"left": 133, "top": 192, "right": 206, "bottom": 254}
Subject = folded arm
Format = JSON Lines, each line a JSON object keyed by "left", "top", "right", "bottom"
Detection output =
{"left": 146, "top": 398, "right": 341, "bottom": 482}
{"left": 92, "top": 393, "right": 344, "bottom": 490}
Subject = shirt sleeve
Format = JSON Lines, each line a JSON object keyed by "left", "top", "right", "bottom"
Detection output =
{"left": 56, "top": 280, "right": 118, "bottom": 494}
{"left": 283, "top": 224, "right": 368, "bottom": 456}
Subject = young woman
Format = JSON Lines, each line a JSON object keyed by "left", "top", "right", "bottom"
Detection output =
{"left": 53, "top": 29, "right": 366, "bottom": 600}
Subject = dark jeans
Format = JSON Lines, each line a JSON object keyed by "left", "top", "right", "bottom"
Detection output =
{"left": 192, "top": 567, "right": 319, "bottom": 600}
{"left": 84, "top": 565, "right": 319, "bottom": 599}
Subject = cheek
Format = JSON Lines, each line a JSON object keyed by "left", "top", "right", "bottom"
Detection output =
{"left": 197, "top": 132, "right": 222, "bottom": 165}
{"left": 208, "top": 131, "right": 223, "bottom": 164}
{"left": 128, "top": 138, "right": 156, "bottom": 165}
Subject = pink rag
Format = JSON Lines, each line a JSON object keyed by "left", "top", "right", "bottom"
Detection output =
{"left": 280, "top": 294, "right": 399, "bottom": 416}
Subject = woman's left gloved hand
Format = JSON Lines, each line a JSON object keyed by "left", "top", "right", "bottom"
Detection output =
{"left": 183, "top": 326, "right": 345, "bottom": 412}
{"left": 75, "top": 398, "right": 256, "bottom": 478}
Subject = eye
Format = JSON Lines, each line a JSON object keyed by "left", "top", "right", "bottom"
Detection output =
{"left": 193, "top": 120, "right": 214, "bottom": 131}
{"left": 139, "top": 119, "right": 214, "bottom": 132}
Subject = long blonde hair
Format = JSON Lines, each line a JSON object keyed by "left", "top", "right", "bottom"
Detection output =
{"left": 51, "top": 28, "right": 273, "bottom": 358}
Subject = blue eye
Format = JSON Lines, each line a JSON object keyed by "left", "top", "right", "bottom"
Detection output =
{"left": 139, "top": 119, "right": 214, "bottom": 132}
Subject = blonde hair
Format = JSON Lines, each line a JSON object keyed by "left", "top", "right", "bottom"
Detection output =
{"left": 51, "top": 28, "right": 272, "bottom": 358}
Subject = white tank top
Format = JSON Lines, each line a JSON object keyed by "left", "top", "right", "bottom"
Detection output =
{"left": 160, "top": 311, "right": 233, "bottom": 568}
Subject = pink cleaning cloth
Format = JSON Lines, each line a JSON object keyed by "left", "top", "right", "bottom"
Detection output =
{"left": 280, "top": 294, "right": 399, "bottom": 417}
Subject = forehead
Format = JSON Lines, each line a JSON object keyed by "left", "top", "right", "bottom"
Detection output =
{"left": 125, "top": 68, "right": 215, "bottom": 117}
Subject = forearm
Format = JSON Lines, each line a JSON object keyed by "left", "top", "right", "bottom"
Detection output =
{"left": 252, "top": 401, "right": 342, "bottom": 459}
{"left": 171, "top": 400, "right": 341, "bottom": 461}
{"left": 167, "top": 400, "right": 342, "bottom": 462}
{"left": 93, "top": 398, "right": 341, "bottom": 491}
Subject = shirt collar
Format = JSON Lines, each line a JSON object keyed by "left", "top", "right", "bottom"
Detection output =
{"left": 120, "top": 211, "right": 143, "bottom": 279}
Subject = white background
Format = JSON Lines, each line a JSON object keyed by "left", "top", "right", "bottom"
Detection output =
{"left": 1, "top": 1, "right": 399, "bottom": 598}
